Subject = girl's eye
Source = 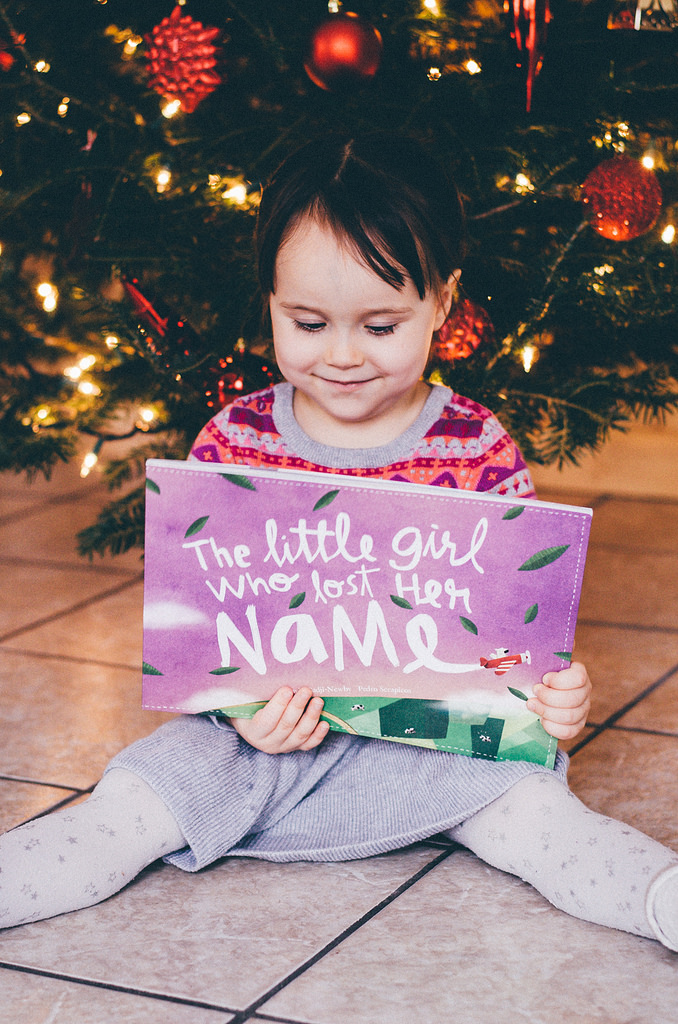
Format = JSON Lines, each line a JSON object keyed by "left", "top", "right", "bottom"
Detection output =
{"left": 293, "top": 320, "right": 325, "bottom": 333}
{"left": 366, "top": 324, "right": 397, "bottom": 336}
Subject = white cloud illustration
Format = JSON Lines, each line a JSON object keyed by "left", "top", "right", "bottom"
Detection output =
{"left": 143, "top": 600, "right": 209, "bottom": 629}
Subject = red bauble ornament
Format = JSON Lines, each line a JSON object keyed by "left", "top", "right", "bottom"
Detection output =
{"left": 304, "top": 12, "right": 382, "bottom": 90}
{"left": 511, "top": 0, "right": 551, "bottom": 112}
{"left": 145, "top": 5, "right": 222, "bottom": 113}
{"left": 581, "top": 155, "right": 662, "bottom": 241}
{"left": 431, "top": 297, "right": 494, "bottom": 362}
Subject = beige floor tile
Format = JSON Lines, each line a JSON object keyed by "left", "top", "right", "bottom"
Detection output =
{"left": 0, "top": 564, "right": 141, "bottom": 639}
{"left": 1, "top": 579, "right": 144, "bottom": 665}
{"left": 0, "top": 780, "right": 82, "bottom": 833}
{"left": 532, "top": 488, "right": 598, "bottom": 508}
{"left": 0, "top": 650, "right": 172, "bottom": 789}
{"left": 0, "top": 847, "right": 441, "bottom": 1010}
{"left": 1, "top": 498, "right": 145, "bottom": 572}
{"left": 0, "top": 968, "right": 232, "bottom": 1023}
{"left": 530, "top": 412, "right": 678, "bottom": 501}
{"left": 587, "top": 499, "right": 678, "bottom": 554}
{"left": 577, "top": 546, "right": 678, "bottom": 630}
{"left": 261, "top": 850, "right": 678, "bottom": 1024}
{"left": 568, "top": 622, "right": 678, "bottom": 724}
{"left": 0, "top": 460, "right": 108, "bottom": 500}
{"left": 616, "top": 672, "right": 678, "bottom": 733}
{"left": 567, "top": 731, "right": 678, "bottom": 851}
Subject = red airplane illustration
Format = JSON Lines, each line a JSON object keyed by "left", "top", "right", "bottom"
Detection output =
{"left": 480, "top": 647, "right": 531, "bottom": 676}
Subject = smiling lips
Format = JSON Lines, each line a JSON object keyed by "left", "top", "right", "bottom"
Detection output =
{"left": 318, "top": 376, "right": 376, "bottom": 388}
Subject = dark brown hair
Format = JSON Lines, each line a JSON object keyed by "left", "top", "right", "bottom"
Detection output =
{"left": 256, "top": 133, "right": 465, "bottom": 301}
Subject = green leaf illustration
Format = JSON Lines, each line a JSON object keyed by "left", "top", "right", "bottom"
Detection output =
{"left": 524, "top": 603, "right": 539, "bottom": 623}
{"left": 502, "top": 505, "right": 525, "bottom": 520}
{"left": 142, "top": 661, "right": 163, "bottom": 676}
{"left": 460, "top": 616, "right": 478, "bottom": 635}
{"left": 209, "top": 666, "right": 240, "bottom": 675}
{"left": 390, "top": 595, "right": 413, "bottom": 610}
{"left": 518, "top": 544, "right": 569, "bottom": 571}
{"left": 289, "top": 592, "right": 306, "bottom": 609}
{"left": 313, "top": 489, "right": 340, "bottom": 511}
{"left": 220, "top": 473, "right": 256, "bottom": 491}
{"left": 145, "top": 478, "right": 160, "bottom": 494}
{"left": 185, "top": 515, "right": 209, "bottom": 538}
{"left": 554, "top": 651, "right": 573, "bottom": 661}
{"left": 508, "top": 686, "right": 529, "bottom": 701}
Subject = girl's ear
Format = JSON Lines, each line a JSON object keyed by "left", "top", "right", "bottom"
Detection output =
{"left": 433, "top": 270, "right": 462, "bottom": 331}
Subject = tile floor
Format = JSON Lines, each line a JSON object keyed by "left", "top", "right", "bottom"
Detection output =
{"left": 1, "top": 422, "right": 677, "bottom": 1023}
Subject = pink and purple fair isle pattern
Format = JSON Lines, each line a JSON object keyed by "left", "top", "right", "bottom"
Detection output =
{"left": 190, "top": 387, "right": 536, "bottom": 497}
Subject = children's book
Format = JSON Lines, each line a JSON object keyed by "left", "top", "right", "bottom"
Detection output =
{"left": 142, "top": 460, "right": 592, "bottom": 769}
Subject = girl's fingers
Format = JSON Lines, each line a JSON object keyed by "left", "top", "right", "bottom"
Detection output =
{"left": 275, "top": 687, "right": 319, "bottom": 734}
{"left": 251, "top": 687, "right": 296, "bottom": 733}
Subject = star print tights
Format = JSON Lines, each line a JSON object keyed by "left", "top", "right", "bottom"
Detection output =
{"left": 1, "top": 768, "right": 677, "bottom": 948}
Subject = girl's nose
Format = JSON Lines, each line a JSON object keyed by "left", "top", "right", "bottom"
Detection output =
{"left": 324, "top": 332, "right": 364, "bottom": 368}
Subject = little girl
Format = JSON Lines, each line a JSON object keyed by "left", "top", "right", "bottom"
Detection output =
{"left": 2, "top": 134, "right": 677, "bottom": 948}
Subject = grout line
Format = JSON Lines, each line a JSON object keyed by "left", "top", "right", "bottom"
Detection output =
{"left": 0, "top": 554, "right": 140, "bottom": 577}
{"left": 567, "top": 660, "right": 678, "bottom": 756}
{"left": 0, "top": 964, "right": 235, "bottom": 1014}
{"left": 577, "top": 618, "right": 678, "bottom": 635}
{"left": 0, "top": 574, "right": 143, "bottom": 645}
{"left": 605, "top": 724, "right": 678, "bottom": 739}
{"left": 229, "top": 847, "right": 456, "bottom": 1024}
{"left": 0, "top": 774, "right": 88, "bottom": 792}
{"left": 249, "top": 1013, "right": 323, "bottom": 1024}
{"left": 0, "top": 646, "right": 140, "bottom": 672}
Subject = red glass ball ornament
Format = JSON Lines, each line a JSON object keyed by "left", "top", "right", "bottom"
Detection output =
{"left": 431, "top": 298, "right": 494, "bottom": 362}
{"left": 581, "top": 155, "right": 662, "bottom": 242}
{"left": 304, "top": 12, "right": 382, "bottom": 91}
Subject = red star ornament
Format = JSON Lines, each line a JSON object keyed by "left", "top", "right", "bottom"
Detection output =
{"left": 145, "top": 6, "right": 222, "bottom": 113}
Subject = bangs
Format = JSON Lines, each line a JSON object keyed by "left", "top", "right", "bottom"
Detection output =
{"left": 256, "top": 134, "right": 464, "bottom": 301}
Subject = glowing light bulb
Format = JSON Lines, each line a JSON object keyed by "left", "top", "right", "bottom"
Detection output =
{"left": 139, "top": 407, "right": 155, "bottom": 423}
{"left": 161, "top": 99, "right": 181, "bottom": 119}
{"left": 123, "top": 34, "right": 143, "bottom": 57}
{"left": 58, "top": 97, "right": 70, "bottom": 118}
{"left": 80, "top": 451, "right": 99, "bottom": 477}
{"left": 427, "top": 66, "right": 442, "bottom": 81}
{"left": 222, "top": 183, "right": 248, "bottom": 204}
{"left": 156, "top": 167, "right": 172, "bottom": 193}
{"left": 17, "top": 112, "right": 31, "bottom": 125}
{"left": 515, "top": 173, "right": 534, "bottom": 194}
{"left": 34, "top": 60, "right": 50, "bottom": 73}
{"left": 423, "top": 0, "right": 441, "bottom": 13}
{"left": 662, "top": 224, "right": 675, "bottom": 244}
{"left": 642, "top": 153, "right": 655, "bottom": 170}
{"left": 64, "top": 366, "right": 82, "bottom": 381}
{"left": 78, "top": 381, "right": 102, "bottom": 396}
{"left": 328, "top": 0, "right": 341, "bottom": 11}
{"left": 105, "top": 334, "right": 119, "bottom": 349}
{"left": 36, "top": 407, "right": 49, "bottom": 420}
{"left": 79, "top": 354, "right": 96, "bottom": 370}
{"left": 521, "top": 344, "right": 538, "bottom": 373}
{"left": 465, "top": 59, "right": 481, "bottom": 75}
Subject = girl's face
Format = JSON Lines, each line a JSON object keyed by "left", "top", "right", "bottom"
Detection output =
{"left": 270, "top": 215, "right": 454, "bottom": 448}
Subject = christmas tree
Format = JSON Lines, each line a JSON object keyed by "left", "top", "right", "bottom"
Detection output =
{"left": 1, "top": 0, "right": 676, "bottom": 557}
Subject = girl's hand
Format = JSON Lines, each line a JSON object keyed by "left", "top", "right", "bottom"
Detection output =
{"left": 229, "top": 686, "right": 330, "bottom": 753}
{"left": 526, "top": 661, "right": 592, "bottom": 741}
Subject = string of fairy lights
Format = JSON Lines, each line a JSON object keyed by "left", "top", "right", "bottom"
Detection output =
{"left": 1, "top": 0, "right": 677, "bottom": 478}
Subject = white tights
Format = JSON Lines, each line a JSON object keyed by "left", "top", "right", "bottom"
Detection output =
{"left": 1, "top": 768, "right": 677, "bottom": 949}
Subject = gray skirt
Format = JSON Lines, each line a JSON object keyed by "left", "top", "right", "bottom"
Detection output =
{"left": 106, "top": 715, "right": 569, "bottom": 872}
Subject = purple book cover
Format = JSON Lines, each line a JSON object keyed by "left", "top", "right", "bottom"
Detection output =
{"left": 142, "top": 460, "right": 592, "bottom": 767}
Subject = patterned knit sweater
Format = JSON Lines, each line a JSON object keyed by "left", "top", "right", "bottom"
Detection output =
{"left": 190, "top": 382, "right": 535, "bottom": 498}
